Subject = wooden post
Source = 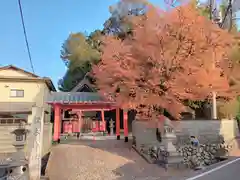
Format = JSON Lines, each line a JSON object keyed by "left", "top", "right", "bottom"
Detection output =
{"left": 78, "top": 111, "right": 82, "bottom": 133}
{"left": 116, "top": 108, "right": 120, "bottom": 140}
{"left": 123, "top": 109, "right": 128, "bottom": 142}
{"left": 59, "top": 109, "right": 62, "bottom": 140}
{"left": 53, "top": 104, "right": 61, "bottom": 142}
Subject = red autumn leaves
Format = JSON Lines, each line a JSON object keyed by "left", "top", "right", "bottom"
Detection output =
{"left": 92, "top": 3, "right": 238, "bottom": 120}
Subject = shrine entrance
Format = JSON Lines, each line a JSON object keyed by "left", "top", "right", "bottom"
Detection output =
{"left": 47, "top": 92, "right": 130, "bottom": 142}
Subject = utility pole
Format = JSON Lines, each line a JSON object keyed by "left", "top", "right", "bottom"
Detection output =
{"left": 229, "top": 0, "right": 233, "bottom": 32}
{"left": 209, "top": 0, "right": 234, "bottom": 120}
{"left": 209, "top": 0, "right": 218, "bottom": 120}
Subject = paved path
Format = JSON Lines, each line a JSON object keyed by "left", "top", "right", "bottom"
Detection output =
{"left": 178, "top": 157, "right": 240, "bottom": 180}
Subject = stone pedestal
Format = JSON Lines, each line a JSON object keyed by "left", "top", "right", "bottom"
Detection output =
{"left": 162, "top": 126, "right": 176, "bottom": 149}
{"left": 162, "top": 120, "right": 178, "bottom": 151}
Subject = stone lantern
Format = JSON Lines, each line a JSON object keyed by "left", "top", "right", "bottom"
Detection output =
{"left": 109, "top": 119, "right": 115, "bottom": 136}
{"left": 161, "top": 118, "right": 183, "bottom": 168}
{"left": 162, "top": 120, "right": 178, "bottom": 154}
{"left": 11, "top": 122, "right": 29, "bottom": 151}
{"left": 0, "top": 122, "right": 30, "bottom": 180}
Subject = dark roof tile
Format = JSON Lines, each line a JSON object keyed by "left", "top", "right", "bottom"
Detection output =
{"left": 47, "top": 92, "right": 112, "bottom": 104}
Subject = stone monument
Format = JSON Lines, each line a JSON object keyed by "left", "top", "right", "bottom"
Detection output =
{"left": 28, "top": 107, "right": 45, "bottom": 180}
{"left": 109, "top": 119, "right": 115, "bottom": 136}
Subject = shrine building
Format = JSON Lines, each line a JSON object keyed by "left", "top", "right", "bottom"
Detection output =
{"left": 47, "top": 77, "right": 133, "bottom": 143}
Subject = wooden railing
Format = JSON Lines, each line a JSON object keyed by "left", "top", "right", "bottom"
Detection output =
{"left": 0, "top": 118, "right": 26, "bottom": 125}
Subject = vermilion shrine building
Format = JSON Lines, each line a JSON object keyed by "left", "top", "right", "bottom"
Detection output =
{"left": 47, "top": 78, "right": 131, "bottom": 142}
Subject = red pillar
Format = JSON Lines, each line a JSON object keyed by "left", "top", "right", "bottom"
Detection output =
{"left": 123, "top": 109, "right": 128, "bottom": 142}
{"left": 116, "top": 108, "right": 120, "bottom": 140}
{"left": 53, "top": 104, "right": 61, "bottom": 142}
{"left": 78, "top": 111, "right": 82, "bottom": 133}
{"left": 101, "top": 110, "right": 106, "bottom": 132}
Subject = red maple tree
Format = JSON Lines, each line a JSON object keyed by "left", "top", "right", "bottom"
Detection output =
{"left": 92, "top": 3, "right": 237, "bottom": 120}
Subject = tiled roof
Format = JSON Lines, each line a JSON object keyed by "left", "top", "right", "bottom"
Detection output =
{"left": 0, "top": 65, "right": 56, "bottom": 91}
{"left": 71, "top": 77, "right": 95, "bottom": 92}
{"left": 0, "top": 65, "right": 39, "bottom": 78}
{"left": 47, "top": 92, "right": 113, "bottom": 104}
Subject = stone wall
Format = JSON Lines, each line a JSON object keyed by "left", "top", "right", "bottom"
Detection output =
{"left": 132, "top": 119, "right": 239, "bottom": 168}
{"left": 173, "top": 119, "right": 239, "bottom": 142}
{"left": 132, "top": 119, "right": 239, "bottom": 151}
{"left": 132, "top": 120, "right": 160, "bottom": 150}
{"left": 178, "top": 143, "right": 229, "bottom": 168}
{"left": 0, "top": 123, "right": 52, "bottom": 156}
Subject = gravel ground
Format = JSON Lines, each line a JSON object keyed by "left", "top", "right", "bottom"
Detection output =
{"left": 46, "top": 140, "right": 191, "bottom": 180}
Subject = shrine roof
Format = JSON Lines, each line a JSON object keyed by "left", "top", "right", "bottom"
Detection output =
{"left": 47, "top": 92, "right": 114, "bottom": 104}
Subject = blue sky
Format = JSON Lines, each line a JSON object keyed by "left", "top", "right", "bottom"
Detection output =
{"left": 0, "top": 0, "right": 238, "bottom": 89}
{"left": 0, "top": 0, "right": 165, "bottom": 89}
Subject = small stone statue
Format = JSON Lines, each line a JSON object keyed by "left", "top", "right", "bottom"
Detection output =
{"left": 190, "top": 136, "right": 199, "bottom": 147}
{"left": 109, "top": 119, "right": 115, "bottom": 136}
